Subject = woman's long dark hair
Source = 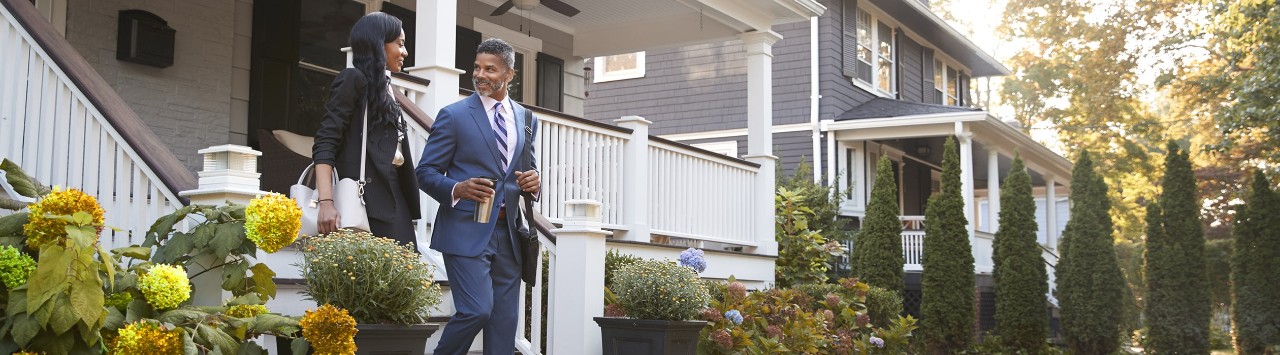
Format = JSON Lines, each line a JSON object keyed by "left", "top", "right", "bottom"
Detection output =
{"left": 348, "top": 12, "right": 403, "bottom": 129}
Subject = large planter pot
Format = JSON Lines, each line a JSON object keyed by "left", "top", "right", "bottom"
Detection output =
{"left": 277, "top": 323, "right": 439, "bottom": 355}
{"left": 594, "top": 317, "right": 708, "bottom": 355}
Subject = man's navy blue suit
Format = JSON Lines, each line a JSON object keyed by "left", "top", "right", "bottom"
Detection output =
{"left": 416, "top": 93, "right": 537, "bottom": 355}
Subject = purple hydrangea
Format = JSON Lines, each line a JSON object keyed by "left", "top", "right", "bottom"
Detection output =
{"left": 678, "top": 248, "right": 707, "bottom": 273}
{"left": 869, "top": 335, "right": 884, "bottom": 348}
{"left": 724, "top": 309, "right": 743, "bottom": 325}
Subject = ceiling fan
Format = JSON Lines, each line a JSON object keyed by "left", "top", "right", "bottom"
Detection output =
{"left": 490, "top": 0, "right": 580, "bottom": 17}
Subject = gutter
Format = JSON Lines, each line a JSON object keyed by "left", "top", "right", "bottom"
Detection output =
{"left": 810, "top": 15, "right": 822, "bottom": 183}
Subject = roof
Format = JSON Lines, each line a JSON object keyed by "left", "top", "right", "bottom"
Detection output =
{"left": 835, "top": 98, "right": 980, "bottom": 121}
{"left": 866, "top": 0, "right": 1011, "bottom": 77}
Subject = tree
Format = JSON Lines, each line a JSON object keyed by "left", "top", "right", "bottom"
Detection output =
{"left": 920, "top": 136, "right": 974, "bottom": 352}
{"left": 993, "top": 154, "right": 1048, "bottom": 351}
{"left": 854, "top": 156, "right": 904, "bottom": 294}
{"left": 779, "top": 161, "right": 854, "bottom": 280}
{"left": 1056, "top": 150, "right": 1125, "bottom": 354}
{"left": 1144, "top": 141, "right": 1210, "bottom": 353}
{"left": 1231, "top": 170, "right": 1280, "bottom": 353}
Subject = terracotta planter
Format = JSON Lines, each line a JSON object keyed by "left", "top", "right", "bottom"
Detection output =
{"left": 594, "top": 317, "right": 708, "bottom": 355}
{"left": 278, "top": 323, "right": 439, "bottom": 355}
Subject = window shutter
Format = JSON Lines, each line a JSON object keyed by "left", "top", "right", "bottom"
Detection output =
{"left": 960, "top": 73, "right": 971, "bottom": 107}
{"left": 842, "top": 0, "right": 858, "bottom": 78}
{"left": 456, "top": 26, "right": 481, "bottom": 91}
{"left": 536, "top": 52, "right": 564, "bottom": 111}
{"left": 922, "top": 48, "right": 935, "bottom": 104}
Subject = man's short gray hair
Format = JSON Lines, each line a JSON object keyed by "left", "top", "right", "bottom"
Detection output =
{"left": 477, "top": 38, "right": 516, "bottom": 71}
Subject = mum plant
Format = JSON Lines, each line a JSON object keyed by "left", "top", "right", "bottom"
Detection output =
{"left": 611, "top": 259, "right": 711, "bottom": 321}
{"left": 300, "top": 230, "right": 441, "bottom": 325}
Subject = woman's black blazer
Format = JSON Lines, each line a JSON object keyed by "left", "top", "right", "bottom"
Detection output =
{"left": 312, "top": 68, "right": 422, "bottom": 222}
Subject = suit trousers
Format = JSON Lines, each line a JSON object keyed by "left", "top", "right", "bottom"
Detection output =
{"left": 433, "top": 219, "right": 521, "bottom": 355}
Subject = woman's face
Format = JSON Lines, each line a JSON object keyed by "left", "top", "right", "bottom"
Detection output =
{"left": 384, "top": 30, "right": 407, "bottom": 72}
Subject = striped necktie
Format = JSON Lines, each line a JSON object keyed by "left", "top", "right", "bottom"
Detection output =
{"left": 493, "top": 102, "right": 510, "bottom": 170}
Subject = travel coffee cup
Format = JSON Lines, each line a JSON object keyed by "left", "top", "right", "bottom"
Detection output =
{"left": 473, "top": 177, "right": 498, "bottom": 223}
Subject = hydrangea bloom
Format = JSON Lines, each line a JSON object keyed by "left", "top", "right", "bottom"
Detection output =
{"left": 869, "top": 335, "right": 885, "bottom": 348}
{"left": 724, "top": 309, "right": 743, "bottom": 325}
{"left": 114, "top": 321, "right": 182, "bottom": 354}
{"left": 24, "top": 187, "right": 104, "bottom": 249}
{"left": 727, "top": 282, "right": 747, "bottom": 300}
{"left": 301, "top": 304, "right": 358, "bottom": 355}
{"left": 105, "top": 292, "right": 133, "bottom": 311}
{"left": 245, "top": 193, "right": 302, "bottom": 253}
{"left": 138, "top": 264, "right": 191, "bottom": 310}
{"left": 678, "top": 248, "right": 706, "bottom": 273}
{"left": 0, "top": 246, "right": 36, "bottom": 289}
{"left": 711, "top": 329, "right": 734, "bottom": 349}
{"left": 226, "top": 304, "right": 270, "bottom": 318}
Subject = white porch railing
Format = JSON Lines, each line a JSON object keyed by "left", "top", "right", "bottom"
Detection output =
{"left": 902, "top": 230, "right": 926, "bottom": 272}
{"left": 896, "top": 215, "right": 1055, "bottom": 274}
{"left": 0, "top": 1, "right": 187, "bottom": 248}
{"left": 648, "top": 141, "right": 759, "bottom": 246}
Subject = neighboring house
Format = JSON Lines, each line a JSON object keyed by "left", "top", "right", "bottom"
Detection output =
{"left": 585, "top": 0, "right": 1071, "bottom": 334}
{"left": 0, "top": 0, "right": 825, "bottom": 353}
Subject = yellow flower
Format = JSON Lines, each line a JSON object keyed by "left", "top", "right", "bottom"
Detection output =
{"left": 244, "top": 193, "right": 302, "bottom": 253}
{"left": 112, "top": 321, "right": 182, "bottom": 354}
{"left": 13, "top": 351, "right": 44, "bottom": 355}
{"left": 300, "top": 304, "right": 358, "bottom": 355}
{"left": 138, "top": 264, "right": 191, "bottom": 310}
{"left": 226, "top": 304, "right": 270, "bottom": 318}
{"left": 23, "top": 187, "right": 105, "bottom": 249}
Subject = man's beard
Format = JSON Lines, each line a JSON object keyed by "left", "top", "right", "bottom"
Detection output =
{"left": 474, "top": 78, "right": 505, "bottom": 97}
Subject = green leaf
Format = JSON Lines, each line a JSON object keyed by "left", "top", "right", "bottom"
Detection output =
{"left": 103, "top": 307, "right": 125, "bottom": 330}
{"left": 0, "top": 212, "right": 29, "bottom": 236}
{"left": 29, "top": 245, "right": 73, "bottom": 310}
{"left": 291, "top": 337, "right": 309, "bottom": 355}
{"left": 237, "top": 341, "right": 265, "bottom": 355}
{"left": 48, "top": 295, "right": 78, "bottom": 335}
{"left": 1, "top": 159, "right": 42, "bottom": 198}
{"left": 64, "top": 224, "right": 96, "bottom": 250}
{"left": 221, "top": 260, "right": 249, "bottom": 292}
{"left": 211, "top": 223, "right": 245, "bottom": 259}
{"left": 198, "top": 323, "right": 241, "bottom": 354}
{"left": 156, "top": 308, "right": 209, "bottom": 324}
{"left": 183, "top": 329, "right": 199, "bottom": 355}
{"left": 124, "top": 299, "right": 152, "bottom": 323}
{"left": 153, "top": 231, "right": 194, "bottom": 265}
{"left": 0, "top": 235, "right": 24, "bottom": 248}
{"left": 249, "top": 263, "right": 277, "bottom": 299}
{"left": 250, "top": 314, "right": 300, "bottom": 335}
{"left": 224, "top": 293, "right": 263, "bottom": 306}
{"left": 146, "top": 208, "right": 189, "bottom": 247}
{"left": 192, "top": 224, "right": 216, "bottom": 249}
{"left": 10, "top": 314, "right": 39, "bottom": 346}
{"left": 111, "top": 246, "right": 153, "bottom": 261}
{"left": 69, "top": 276, "right": 104, "bottom": 327}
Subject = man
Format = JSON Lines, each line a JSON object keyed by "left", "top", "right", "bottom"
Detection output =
{"left": 416, "top": 38, "right": 540, "bottom": 355}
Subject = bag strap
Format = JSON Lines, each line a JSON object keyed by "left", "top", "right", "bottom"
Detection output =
{"left": 358, "top": 105, "right": 369, "bottom": 202}
{"left": 519, "top": 107, "right": 537, "bottom": 229}
{"left": 296, "top": 163, "right": 339, "bottom": 188}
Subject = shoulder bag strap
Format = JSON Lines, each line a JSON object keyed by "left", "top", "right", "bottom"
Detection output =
{"left": 520, "top": 107, "right": 536, "bottom": 227}
{"left": 358, "top": 104, "right": 369, "bottom": 204}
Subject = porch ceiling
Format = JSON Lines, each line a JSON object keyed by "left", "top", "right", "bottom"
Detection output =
{"left": 470, "top": 0, "right": 825, "bottom": 57}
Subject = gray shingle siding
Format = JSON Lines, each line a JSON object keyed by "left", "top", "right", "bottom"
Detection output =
{"left": 681, "top": 131, "right": 822, "bottom": 179}
{"left": 898, "top": 35, "right": 925, "bottom": 103}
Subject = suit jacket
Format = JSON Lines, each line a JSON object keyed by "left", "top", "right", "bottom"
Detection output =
{"left": 416, "top": 93, "right": 538, "bottom": 258}
{"left": 312, "top": 68, "right": 422, "bottom": 223}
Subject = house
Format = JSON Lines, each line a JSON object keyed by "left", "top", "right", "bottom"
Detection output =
{"left": 583, "top": 0, "right": 1072, "bottom": 333}
{"left": 0, "top": 0, "right": 824, "bottom": 352}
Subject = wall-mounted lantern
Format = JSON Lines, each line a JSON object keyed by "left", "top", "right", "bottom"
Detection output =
{"left": 116, "top": 10, "right": 175, "bottom": 68}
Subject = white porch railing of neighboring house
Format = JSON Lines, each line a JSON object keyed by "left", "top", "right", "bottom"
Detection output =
{"left": 898, "top": 216, "right": 1040, "bottom": 274}
{"left": 0, "top": 0, "right": 191, "bottom": 249}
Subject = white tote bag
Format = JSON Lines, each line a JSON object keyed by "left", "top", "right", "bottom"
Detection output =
{"left": 291, "top": 107, "right": 371, "bottom": 236}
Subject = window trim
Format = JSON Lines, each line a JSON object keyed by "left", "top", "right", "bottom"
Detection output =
{"left": 850, "top": 5, "right": 897, "bottom": 97}
{"left": 690, "top": 141, "right": 738, "bottom": 157}
{"left": 592, "top": 52, "right": 646, "bottom": 83}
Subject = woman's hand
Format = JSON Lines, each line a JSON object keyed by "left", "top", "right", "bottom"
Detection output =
{"left": 318, "top": 201, "right": 340, "bottom": 234}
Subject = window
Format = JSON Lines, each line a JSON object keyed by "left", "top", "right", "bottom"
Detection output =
{"left": 946, "top": 66, "right": 959, "bottom": 106}
{"left": 846, "top": 7, "right": 895, "bottom": 96}
{"left": 934, "top": 59, "right": 945, "bottom": 104}
{"left": 692, "top": 141, "right": 738, "bottom": 157}
{"left": 592, "top": 52, "right": 645, "bottom": 83}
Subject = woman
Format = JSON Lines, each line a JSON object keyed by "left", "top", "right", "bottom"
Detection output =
{"left": 311, "top": 12, "right": 420, "bottom": 246}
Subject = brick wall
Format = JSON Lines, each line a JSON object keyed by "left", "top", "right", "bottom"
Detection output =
{"left": 66, "top": 0, "right": 245, "bottom": 174}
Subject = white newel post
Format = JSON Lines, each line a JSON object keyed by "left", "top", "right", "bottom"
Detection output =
{"left": 178, "top": 145, "right": 265, "bottom": 306}
{"left": 1045, "top": 175, "right": 1058, "bottom": 248}
{"left": 955, "top": 124, "right": 975, "bottom": 237}
{"left": 615, "top": 116, "right": 652, "bottom": 242}
{"left": 409, "top": 0, "right": 465, "bottom": 114}
{"left": 551, "top": 200, "right": 610, "bottom": 355}
{"left": 987, "top": 147, "right": 1000, "bottom": 233}
{"left": 740, "top": 30, "right": 782, "bottom": 257}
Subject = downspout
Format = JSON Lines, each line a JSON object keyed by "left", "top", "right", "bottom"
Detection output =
{"left": 810, "top": 15, "right": 822, "bottom": 183}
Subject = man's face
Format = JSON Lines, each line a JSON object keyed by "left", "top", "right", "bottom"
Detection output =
{"left": 473, "top": 53, "right": 513, "bottom": 100}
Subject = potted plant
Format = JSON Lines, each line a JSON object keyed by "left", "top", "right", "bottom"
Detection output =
{"left": 299, "top": 230, "right": 442, "bottom": 354}
{"left": 595, "top": 250, "right": 712, "bottom": 355}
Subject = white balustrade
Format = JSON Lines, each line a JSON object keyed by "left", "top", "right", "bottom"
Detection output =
{"left": 901, "top": 230, "right": 926, "bottom": 272}
{"left": 0, "top": 6, "right": 182, "bottom": 248}
{"left": 900, "top": 215, "right": 927, "bottom": 230}
{"left": 648, "top": 141, "right": 759, "bottom": 246}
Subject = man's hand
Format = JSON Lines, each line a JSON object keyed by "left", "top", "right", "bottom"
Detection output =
{"left": 515, "top": 171, "right": 540, "bottom": 194}
{"left": 453, "top": 178, "right": 495, "bottom": 203}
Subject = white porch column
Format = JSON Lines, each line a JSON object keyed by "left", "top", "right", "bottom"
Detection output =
{"left": 615, "top": 116, "right": 652, "bottom": 242}
{"left": 1045, "top": 175, "right": 1058, "bottom": 248}
{"left": 987, "top": 147, "right": 1000, "bottom": 233}
{"left": 740, "top": 30, "right": 782, "bottom": 256}
{"left": 550, "top": 200, "right": 610, "bottom": 355}
{"left": 955, "top": 125, "right": 976, "bottom": 237}
{"left": 179, "top": 145, "right": 264, "bottom": 306}
{"left": 408, "top": 0, "right": 466, "bottom": 114}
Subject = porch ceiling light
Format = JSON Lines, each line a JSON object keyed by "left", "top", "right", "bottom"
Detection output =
{"left": 514, "top": 0, "right": 539, "bottom": 10}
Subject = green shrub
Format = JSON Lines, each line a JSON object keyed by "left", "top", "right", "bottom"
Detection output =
{"left": 1231, "top": 170, "right": 1280, "bottom": 353}
{"left": 604, "top": 249, "right": 641, "bottom": 289}
{"left": 921, "top": 137, "right": 976, "bottom": 351}
{"left": 301, "top": 230, "right": 442, "bottom": 324}
{"left": 1144, "top": 142, "right": 1210, "bottom": 353}
{"left": 776, "top": 188, "right": 842, "bottom": 288}
{"left": 612, "top": 259, "right": 710, "bottom": 320}
{"left": 1056, "top": 150, "right": 1125, "bottom": 354}
{"left": 865, "top": 286, "right": 903, "bottom": 329}
{"left": 855, "top": 156, "right": 904, "bottom": 294}
{"left": 993, "top": 156, "right": 1050, "bottom": 351}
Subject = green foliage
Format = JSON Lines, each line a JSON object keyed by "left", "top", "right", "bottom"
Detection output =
{"left": 612, "top": 259, "right": 710, "bottom": 321}
{"left": 779, "top": 161, "right": 854, "bottom": 276}
{"left": 699, "top": 278, "right": 915, "bottom": 354}
{"left": 855, "top": 157, "right": 904, "bottom": 294}
{"left": 1143, "top": 142, "right": 1210, "bottom": 354}
{"left": 864, "top": 286, "right": 903, "bottom": 329}
{"left": 300, "top": 230, "right": 441, "bottom": 324}
{"left": 0, "top": 246, "right": 35, "bottom": 290}
{"left": 920, "top": 136, "right": 975, "bottom": 352}
{"left": 604, "top": 249, "right": 641, "bottom": 289}
{"left": 775, "top": 188, "right": 842, "bottom": 288}
{"left": 1231, "top": 170, "right": 1280, "bottom": 353}
{"left": 0, "top": 159, "right": 49, "bottom": 204}
{"left": 1056, "top": 151, "right": 1125, "bottom": 354}
{"left": 1113, "top": 239, "right": 1146, "bottom": 336}
{"left": 992, "top": 155, "right": 1049, "bottom": 351}
{"left": 961, "top": 334, "right": 1063, "bottom": 355}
